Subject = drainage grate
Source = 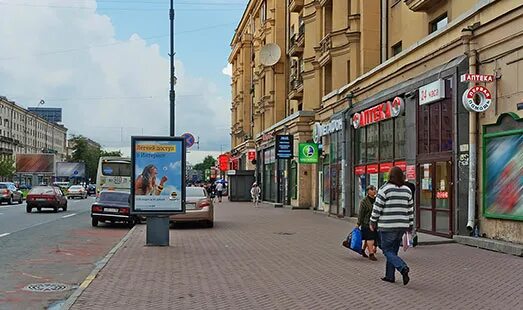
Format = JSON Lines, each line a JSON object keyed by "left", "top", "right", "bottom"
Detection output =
{"left": 23, "top": 283, "right": 70, "bottom": 293}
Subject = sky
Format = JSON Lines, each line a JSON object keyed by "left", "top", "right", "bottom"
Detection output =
{"left": 0, "top": 0, "right": 247, "bottom": 163}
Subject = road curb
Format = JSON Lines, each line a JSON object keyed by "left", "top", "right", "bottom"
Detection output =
{"left": 61, "top": 225, "right": 137, "bottom": 310}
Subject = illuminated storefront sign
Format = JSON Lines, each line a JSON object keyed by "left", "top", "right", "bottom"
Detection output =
{"left": 352, "top": 97, "right": 404, "bottom": 129}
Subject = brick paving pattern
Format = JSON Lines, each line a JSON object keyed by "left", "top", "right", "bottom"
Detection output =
{"left": 71, "top": 202, "right": 523, "bottom": 310}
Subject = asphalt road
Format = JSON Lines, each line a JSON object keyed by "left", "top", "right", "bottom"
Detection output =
{"left": 0, "top": 197, "right": 130, "bottom": 310}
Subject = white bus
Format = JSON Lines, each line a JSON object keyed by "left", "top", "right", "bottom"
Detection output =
{"left": 96, "top": 157, "right": 132, "bottom": 196}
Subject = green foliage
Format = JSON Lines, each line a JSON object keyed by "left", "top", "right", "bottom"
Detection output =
{"left": 0, "top": 157, "right": 15, "bottom": 179}
{"left": 193, "top": 155, "right": 216, "bottom": 174}
{"left": 68, "top": 135, "right": 101, "bottom": 181}
{"left": 100, "top": 150, "right": 123, "bottom": 157}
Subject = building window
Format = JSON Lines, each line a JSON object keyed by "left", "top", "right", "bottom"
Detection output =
{"left": 260, "top": 1, "right": 267, "bottom": 24}
{"left": 290, "top": 161, "right": 297, "bottom": 199}
{"left": 380, "top": 119, "right": 394, "bottom": 161}
{"left": 323, "top": 1, "right": 333, "bottom": 36}
{"left": 391, "top": 41, "right": 402, "bottom": 56}
{"left": 324, "top": 62, "right": 332, "bottom": 95}
{"left": 366, "top": 123, "right": 379, "bottom": 163}
{"left": 347, "top": 60, "right": 351, "bottom": 84}
{"left": 355, "top": 127, "right": 366, "bottom": 164}
{"left": 430, "top": 13, "right": 448, "bottom": 33}
{"left": 417, "top": 90, "right": 453, "bottom": 154}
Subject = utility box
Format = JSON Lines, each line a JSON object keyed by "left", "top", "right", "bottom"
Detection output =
{"left": 227, "top": 170, "right": 255, "bottom": 202}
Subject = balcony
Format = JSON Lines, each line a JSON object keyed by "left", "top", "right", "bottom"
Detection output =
{"left": 288, "top": 76, "right": 303, "bottom": 100}
{"left": 289, "top": 0, "right": 304, "bottom": 13}
{"left": 288, "top": 33, "right": 304, "bottom": 56}
{"left": 404, "top": 0, "right": 445, "bottom": 12}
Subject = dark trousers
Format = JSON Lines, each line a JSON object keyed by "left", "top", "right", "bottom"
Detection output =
{"left": 379, "top": 231, "right": 408, "bottom": 280}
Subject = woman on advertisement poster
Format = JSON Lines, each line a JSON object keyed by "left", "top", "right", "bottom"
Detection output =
{"left": 135, "top": 164, "right": 168, "bottom": 196}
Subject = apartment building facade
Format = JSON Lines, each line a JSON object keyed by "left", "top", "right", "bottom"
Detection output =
{"left": 230, "top": 0, "right": 523, "bottom": 242}
{"left": 0, "top": 96, "right": 68, "bottom": 160}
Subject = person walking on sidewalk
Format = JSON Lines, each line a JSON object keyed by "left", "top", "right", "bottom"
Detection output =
{"left": 357, "top": 185, "right": 378, "bottom": 261}
{"left": 215, "top": 182, "right": 224, "bottom": 203}
{"left": 370, "top": 166, "right": 414, "bottom": 285}
{"left": 250, "top": 182, "right": 261, "bottom": 207}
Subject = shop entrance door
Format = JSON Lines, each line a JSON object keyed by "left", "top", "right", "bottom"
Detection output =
{"left": 329, "top": 163, "right": 342, "bottom": 216}
{"left": 417, "top": 159, "right": 453, "bottom": 237}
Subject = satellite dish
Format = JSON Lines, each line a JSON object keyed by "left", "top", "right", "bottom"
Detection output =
{"left": 260, "top": 43, "right": 281, "bottom": 66}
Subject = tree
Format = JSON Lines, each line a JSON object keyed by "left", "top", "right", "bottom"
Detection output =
{"left": 193, "top": 155, "right": 217, "bottom": 174}
{"left": 100, "top": 150, "right": 122, "bottom": 157}
{"left": 0, "top": 157, "right": 15, "bottom": 180}
{"left": 68, "top": 135, "right": 101, "bottom": 181}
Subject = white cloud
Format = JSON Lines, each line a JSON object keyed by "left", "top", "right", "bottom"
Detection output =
{"left": 0, "top": 0, "right": 231, "bottom": 152}
{"left": 222, "top": 63, "right": 232, "bottom": 77}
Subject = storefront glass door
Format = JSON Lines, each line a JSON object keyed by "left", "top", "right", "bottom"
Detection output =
{"left": 417, "top": 160, "right": 452, "bottom": 236}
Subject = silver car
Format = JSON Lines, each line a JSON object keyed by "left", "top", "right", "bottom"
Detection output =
{"left": 169, "top": 187, "right": 214, "bottom": 228}
{"left": 0, "top": 182, "right": 23, "bottom": 204}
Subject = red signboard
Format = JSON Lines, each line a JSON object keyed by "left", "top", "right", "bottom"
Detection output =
{"left": 247, "top": 150, "right": 256, "bottom": 161}
{"left": 406, "top": 165, "right": 416, "bottom": 181}
{"left": 395, "top": 161, "right": 407, "bottom": 171}
{"left": 379, "top": 162, "right": 393, "bottom": 173}
{"left": 366, "top": 164, "right": 379, "bottom": 174}
{"left": 218, "top": 154, "right": 230, "bottom": 172}
{"left": 354, "top": 166, "right": 366, "bottom": 175}
{"left": 436, "top": 191, "right": 449, "bottom": 199}
{"left": 352, "top": 97, "right": 404, "bottom": 128}
{"left": 460, "top": 73, "right": 495, "bottom": 83}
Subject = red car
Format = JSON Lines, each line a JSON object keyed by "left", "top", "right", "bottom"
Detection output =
{"left": 26, "top": 186, "right": 68, "bottom": 213}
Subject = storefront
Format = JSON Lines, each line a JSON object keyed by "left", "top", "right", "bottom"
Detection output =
{"left": 313, "top": 118, "right": 344, "bottom": 216}
{"left": 345, "top": 56, "right": 470, "bottom": 237}
{"left": 351, "top": 97, "right": 407, "bottom": 216}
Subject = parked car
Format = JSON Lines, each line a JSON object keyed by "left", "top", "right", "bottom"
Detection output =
{"left": 91, "top": 191, "right": 137, "bottom": 227}
{"left": 169, "top": 187, "right": 213, "bottom": 228}
{"left": 86, "top": 184, "right": 96, "bottom": 196}
{"left": 67, "top": 185, "right": 88, "bottom": 199}
{"left": 0, "top": 182, "right": 23, "bottom": 205}
{"left": 26, "top": 186, "right": 68, "bottom": 213}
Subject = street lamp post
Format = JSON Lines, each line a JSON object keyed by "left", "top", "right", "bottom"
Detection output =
{"left": 169, "top": 0, "right": 176, "bottom": 136}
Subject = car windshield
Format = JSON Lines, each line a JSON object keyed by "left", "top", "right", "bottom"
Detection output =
{"left": 99, "top": 192, "right": 129, "bottom": 204}
{"left": 29, "top": 186, "right": 55, "bottom": 194}
{"left": 102, "top": 162, "right": 131, "bottom": 176}
{"left": 186, "top": 187, "right": 207, "bottom": 198}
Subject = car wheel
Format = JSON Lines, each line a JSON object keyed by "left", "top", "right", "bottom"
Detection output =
{"left": 91, "top": 218, "right": 98, "bottom": 227}
{"left": 63, "top": 204, "right": 67, "bottom": 211}
{"left": 53, "top": 207, "right": 58, "bottom": 213}
{"left": 205, "top": 221, "right": 214, "bottom": 228}
{"left": 67, "top": 196, "right": 71, "bottom": 200}
{"left": 127, "top": 220, "right": 135, "bottom": 228}
{"left": 26, "top": 205, "right": 31, "bottom": 213}
{"left": 37, "top": 207, "right": 41, "bottom": 212}
{"left": 18, "top": 196, "right": 23, "bottom": 204}
{"left": 8, "top": 196, "right": 12, "bottom": 205}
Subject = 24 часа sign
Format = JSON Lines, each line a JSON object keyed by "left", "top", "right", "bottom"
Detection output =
{"left": 131, "top": 137, "right": 186, "bottom": 215}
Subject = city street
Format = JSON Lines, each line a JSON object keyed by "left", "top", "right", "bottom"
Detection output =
{"left": 69, "top": 202, "right": 523, "bottom": 310}
{"left": 0, "top": 197, "right": 130, "bottom": 310}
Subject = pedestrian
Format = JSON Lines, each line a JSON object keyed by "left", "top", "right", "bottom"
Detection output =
{"left": 215, "top": 181, "right": 224, "bottom": 203}
{"left": 250, "top": 182, "right": 261, "bottom": 207}
{"left": 357, "top": 185, "right": 378, "bottom": 261}
{"left": 370, "top": 166, "right": 414, "bottom": 285}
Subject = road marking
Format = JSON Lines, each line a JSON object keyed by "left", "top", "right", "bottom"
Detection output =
{"left": 0, "top": 232, "right": 11, "bottom": 238}
{"left": 22, "top": 272, "right": 44, "bottom": 279}
{"left": 62, "top": 213, "right": 77, "bottom": 218}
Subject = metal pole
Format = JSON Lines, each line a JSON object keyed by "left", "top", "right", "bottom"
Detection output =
{"left": 169, "top": 0, "right": 176, "bottom": 136}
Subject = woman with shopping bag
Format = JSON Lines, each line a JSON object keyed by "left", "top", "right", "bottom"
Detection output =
{"left": 357, "top": 185, "right": 378, "bottom": 261}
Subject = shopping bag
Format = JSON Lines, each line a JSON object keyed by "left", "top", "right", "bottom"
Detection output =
{"left": 346, "top": 227, "right": 362, "bottom": 254}
{"left": 402, "top": 232, "right": 413, "bottom": 252}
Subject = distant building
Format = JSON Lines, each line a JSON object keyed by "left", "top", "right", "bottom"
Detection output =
{"left": 0, "top": 96, "right": 68, "bottom": 161}
{"left": 27, "top": 107, "right": 62, "bottom": 123}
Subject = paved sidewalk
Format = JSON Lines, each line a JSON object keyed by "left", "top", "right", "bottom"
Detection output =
{"left": 70, "top": 202, "right": 522, "bottom": 310}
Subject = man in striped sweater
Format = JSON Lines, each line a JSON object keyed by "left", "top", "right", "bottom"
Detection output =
{"left": 370, "top": 166, "right": 414, "bottom": 285}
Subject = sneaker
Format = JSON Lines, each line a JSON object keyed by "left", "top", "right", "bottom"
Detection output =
{"left": 361, "top": 252, "right": 369, "bottom": 258}
{"left": 381, "top": 277, "right": 395, "bottom": 283}
{"left": 401, "top": 267, "right": 410, "bottom": 285}
{"left": 369, "top": 254, "right": 377, "bottom": 261}
{"left": 342, "top": 240, "right": 349, "bottom": 248}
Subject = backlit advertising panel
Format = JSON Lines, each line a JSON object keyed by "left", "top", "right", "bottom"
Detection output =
{"left": 131, "top": 136, "right": 186, "bottom": 215}
{"left": 15, "top": 154, "right": 55, "bottom": 173}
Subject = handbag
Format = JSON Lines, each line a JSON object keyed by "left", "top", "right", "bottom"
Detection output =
{"left": 343, "top": 227, "right": 362, "bottom": 254}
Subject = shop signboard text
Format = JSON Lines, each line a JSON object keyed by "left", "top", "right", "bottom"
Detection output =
{"left": 298, "top": 143, "right": 319, "bottom": 164}
{"left": 352, "top": 97, "right": 404, "bottom": 129}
